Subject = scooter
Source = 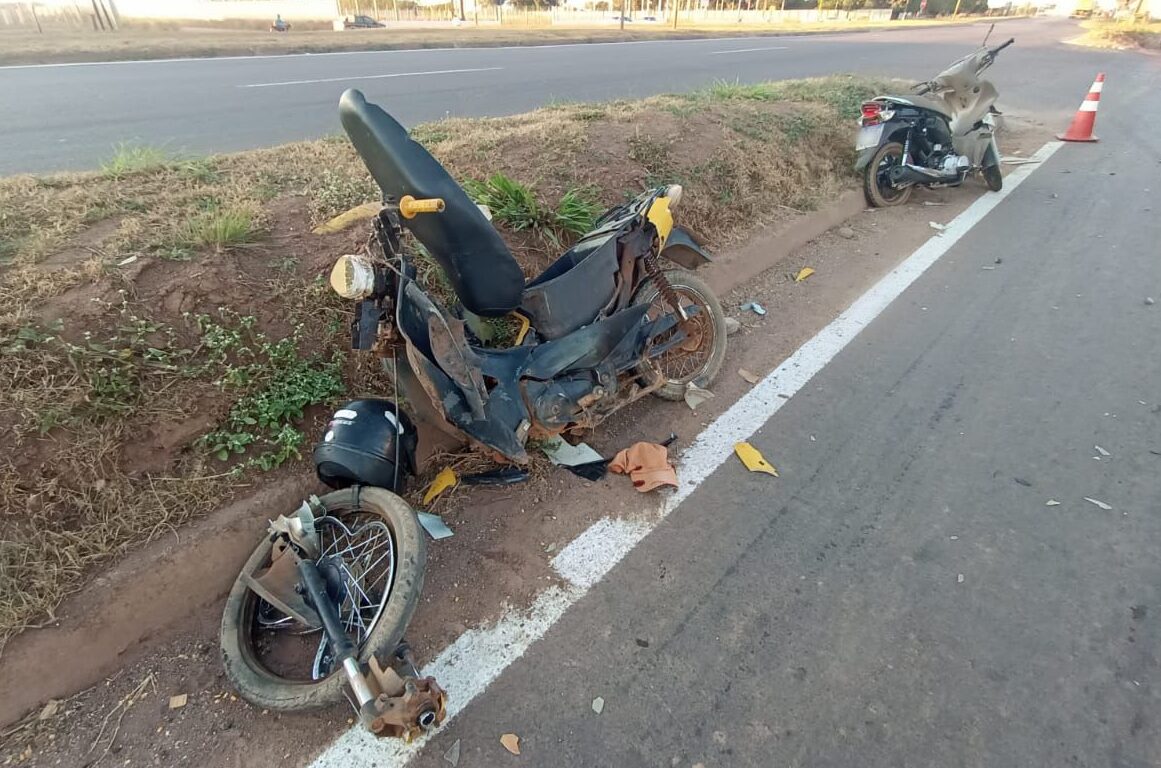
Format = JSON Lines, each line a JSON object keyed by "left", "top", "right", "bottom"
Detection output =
{"left": 220, "top": 88, "right": 727, "bottom": 734}
{"left": 857, "top": 28, "right": 1014, "bottom": 207}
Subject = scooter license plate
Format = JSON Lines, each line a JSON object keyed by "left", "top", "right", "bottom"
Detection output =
{"left": 856, "top": 124, "right": 884, "bottom": 151}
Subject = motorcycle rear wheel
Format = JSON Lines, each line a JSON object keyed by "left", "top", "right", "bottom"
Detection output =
{"left": 633, "top": 269, "right": 727, "bottom": 401}
{"left": 220, "top": 486, "right": 426, "bottom": 712}
{"left": 864, "top": 142, "right": 913, "bottom": 208}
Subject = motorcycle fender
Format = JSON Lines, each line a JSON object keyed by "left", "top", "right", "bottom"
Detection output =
{"left": 854, "top": 146, "right": 879, "bottom": 172}
{"left": 983, "top": 135, "right": 1001, "bottom": 168}
{"left": 659, "top": 226, "right": 713, "bottom": 270}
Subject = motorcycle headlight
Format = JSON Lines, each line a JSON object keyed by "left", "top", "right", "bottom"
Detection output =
{"left": 329, "top": 254, "right": 376, "bottom": 300}
{"left": 665, "top": 184, "right": 683, "bottom": 208}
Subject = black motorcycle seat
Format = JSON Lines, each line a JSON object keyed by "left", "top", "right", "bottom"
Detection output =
{"left": 884, "top": 94, "right": 953, "bottom": 119}
{"left": 339, "top": 89, "right": 524, "bottom": 318}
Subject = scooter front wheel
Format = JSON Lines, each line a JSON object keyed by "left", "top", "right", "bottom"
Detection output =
{"left": 864, "top": 142, "right": 913, "bottom": 208}
{"left": 220, "top": 486, "right": 426, "bottom": 712}
{"left": 633, "top": 269, "right": 727, "bottom": 401}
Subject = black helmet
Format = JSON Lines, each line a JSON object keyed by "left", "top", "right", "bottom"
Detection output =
{"left": 313, "top": 399, "right": 417, "bottom": 492}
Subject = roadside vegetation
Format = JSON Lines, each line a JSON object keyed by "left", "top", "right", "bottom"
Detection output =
{"left": 0, "top": 75, "right": 889, "bottom": 653}
{"left": 1074, "top": 18, "right": 1161, "bottom": 49}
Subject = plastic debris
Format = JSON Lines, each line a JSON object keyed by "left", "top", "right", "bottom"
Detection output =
{"left": 566, "top": 459, "right": 611, "bottom": 481}
{"left": 462, "top": 467, "right": 529, "bottom": 486}
{"left": 922, "top": 201, "right": 948, "bottom": 206}
{"left": 1084, "top": 497, "right": 1113, "bottom": 511}
{"left": 37, "top": 700, "right": 60, "bottom": 721}
{"left": 929, "top": 221, "right": 947, "bottom": 232}
{"left": 444, "top": 739, "right": 462, "bottom": 767}
{"left": 724, "top": 317, "right": 742, "bottom": 335}
{"left": 794, "top": 267, "right": 815, "bottom": 283}
{"left": 741, "top": 301, "right": 767, "bottom": 316}
{"left": 684, "top": 383, "right": 716, "bottom": 411}
{"left": 1095, "top": 445, "right": 1110, "bottom": 457}
{"left": 500, "top": 733, "right": 521, "bottom": 755}
{"left": 957, "top": 574, "right": 965, "bottom": 584}
{"left": 422, "top": 467, "right": 458, "bottom": 505}
{"left": 417, "top": 512, "right": 454, "bottom": 540}
{"left": 1046, "top": 499, "right": 1061, "bottom": 506}
{"left": 540, "top": 436, "right": 604, "bottom": 467}
{"left": 734, "top": 442, "right": 778, "bottom": 477}
{"left": 592, "top": 697, "right": 605, "bottom": 714}
{"left": 117, "top": 255, "right": 138, "bottom": 266}
{"left": 169, "top": 694, "right": 188, "bottom": 710}
{"left": 610, "top": 442, "right": 678, "bottom": 493}
{"left": 1146, "top": 297, "right": 1155, "bottom": 306}
{"left": 738, "top": 368, "right": 760, "bottom": 385}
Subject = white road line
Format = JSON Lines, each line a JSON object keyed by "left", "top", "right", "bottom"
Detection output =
{"left": 709, "top": 45, "right": 790, "bottom": 54}
{"left": 237, "top": 66, "right": 502, "bottom": 88}
{"left": 309, "top": 139, "right": 1063, "bottom": 768}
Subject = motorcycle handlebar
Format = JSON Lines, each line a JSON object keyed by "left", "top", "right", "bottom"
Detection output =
{"left": 989, "top": 38, "right": 1015, "bottom": 57}
{"left": 399, "top": 195, "right": 446, "bottom": 219}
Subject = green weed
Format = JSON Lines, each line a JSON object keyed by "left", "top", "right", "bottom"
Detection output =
{"left": 463, "top": 173, "right": 545, "bottom": 232}
{"left": 554, "top": 188, "right": 603, "bottom": 238}
{"left": 177, "top": 207, "right": 259, "bottom": 250}
{"left": 100, "top": 144, "right": 169, "bottom": 179}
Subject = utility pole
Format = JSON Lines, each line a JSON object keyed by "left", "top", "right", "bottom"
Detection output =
{"left": 672, "top": 0, "right": 679, "bottom": 27}
{"left": 952, "top": 0, "right": 962, "bottom": 14}
{"left": 620, "top": 0, "right": 625, "bottom": 28}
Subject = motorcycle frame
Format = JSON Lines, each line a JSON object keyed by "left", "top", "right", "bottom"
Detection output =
{"left": 347, "top": 190, "right": 712, "bottom": 465}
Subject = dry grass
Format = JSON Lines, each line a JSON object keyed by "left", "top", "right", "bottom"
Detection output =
{"left": 0, "top": 75, "right": 886, "bottom": 652}
{"left": 0, "top": 16, "right": 1016, "bottom": 65}
{"left": 1074, "top": 19, "right": 1161, "bottom": 50}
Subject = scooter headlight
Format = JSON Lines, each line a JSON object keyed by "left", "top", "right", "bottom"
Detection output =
{"left": 329, "top": 254, "right": 376, "bottom": 300}
{"left": 665, "top": 184, "right": 683, "bottom": 208}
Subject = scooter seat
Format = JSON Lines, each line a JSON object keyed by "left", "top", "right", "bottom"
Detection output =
{"left": 884, "top": 94, "right": 953, "bottom": 120}
{"left": 339, "top": 89, "right": 525, "bottom": 318}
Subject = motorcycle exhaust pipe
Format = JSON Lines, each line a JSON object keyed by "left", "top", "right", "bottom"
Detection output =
{"left": 888, "top": 164, "right": 961, "bottom": 186}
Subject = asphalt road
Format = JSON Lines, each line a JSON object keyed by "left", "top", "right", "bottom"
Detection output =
{"left": 401, "top": 58, "right": 1161, "bottom": 767}
{"left": 0, "top": 18, "right": 1131, "bottom": 175}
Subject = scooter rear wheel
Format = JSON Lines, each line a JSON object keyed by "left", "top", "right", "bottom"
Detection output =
{"left": 220, "top": 486, "right": 425, "bottom": 712}
{"left": 633, "top": 269, "right": 727, "bottom": 401}
{"left": 864, "top": 142, "right": 913, "bottom": 208}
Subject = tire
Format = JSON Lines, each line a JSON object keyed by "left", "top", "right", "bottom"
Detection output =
{"left": 632, "top": 269, "right": 727, "bottom": 401}
{"left": 863, "top": 142, "right": 913, "bottom": 208}
{"left": 220, "top": 486, "right": 426, "bottom": 712}
{"left": 983, "top": 163, "right": 1003, "bottom": 192}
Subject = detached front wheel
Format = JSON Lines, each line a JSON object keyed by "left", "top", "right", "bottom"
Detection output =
{"left": 864, "top": 141, "right": 913, "bottom": 208}
{"left": 220, "top": 486, "right": 426, "bottom": 712}
{"left": 633, "top": 269, "right": 727, "bottom": 401}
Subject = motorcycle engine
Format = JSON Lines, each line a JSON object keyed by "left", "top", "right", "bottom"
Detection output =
{"left": 937, "top": 152, "right": 971, "bottom": 174}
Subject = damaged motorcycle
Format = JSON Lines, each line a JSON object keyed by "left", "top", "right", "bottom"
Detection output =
{"left": 220, "top": 88, "right": 727, "bottom": 737}
{"left": 857, "top": 28, "right": 1014, "bottom": 207}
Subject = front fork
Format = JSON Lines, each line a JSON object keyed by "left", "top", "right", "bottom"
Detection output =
{"left": 296, "top": 556, "right": 446, "bottom": 742}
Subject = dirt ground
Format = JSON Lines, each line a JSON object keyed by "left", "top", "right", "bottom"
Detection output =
{"left": 0, "top": 118, "right": 1053, "bottom": 768}
{"left": 0, "top": 16, "right": 1019, "bottom": 66}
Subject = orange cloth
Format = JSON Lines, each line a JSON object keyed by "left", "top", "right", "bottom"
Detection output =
{"left": 609, "top": 442, "right": 677, "bottom": 493}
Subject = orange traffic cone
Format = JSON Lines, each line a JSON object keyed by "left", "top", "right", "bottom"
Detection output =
{"left": 1058, "top": 73, "right": 1104, "bottom": 143}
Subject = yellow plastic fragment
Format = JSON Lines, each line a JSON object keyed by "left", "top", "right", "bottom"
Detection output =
{"left": 734, "top": 442, "right": 778, "bottom": 476}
